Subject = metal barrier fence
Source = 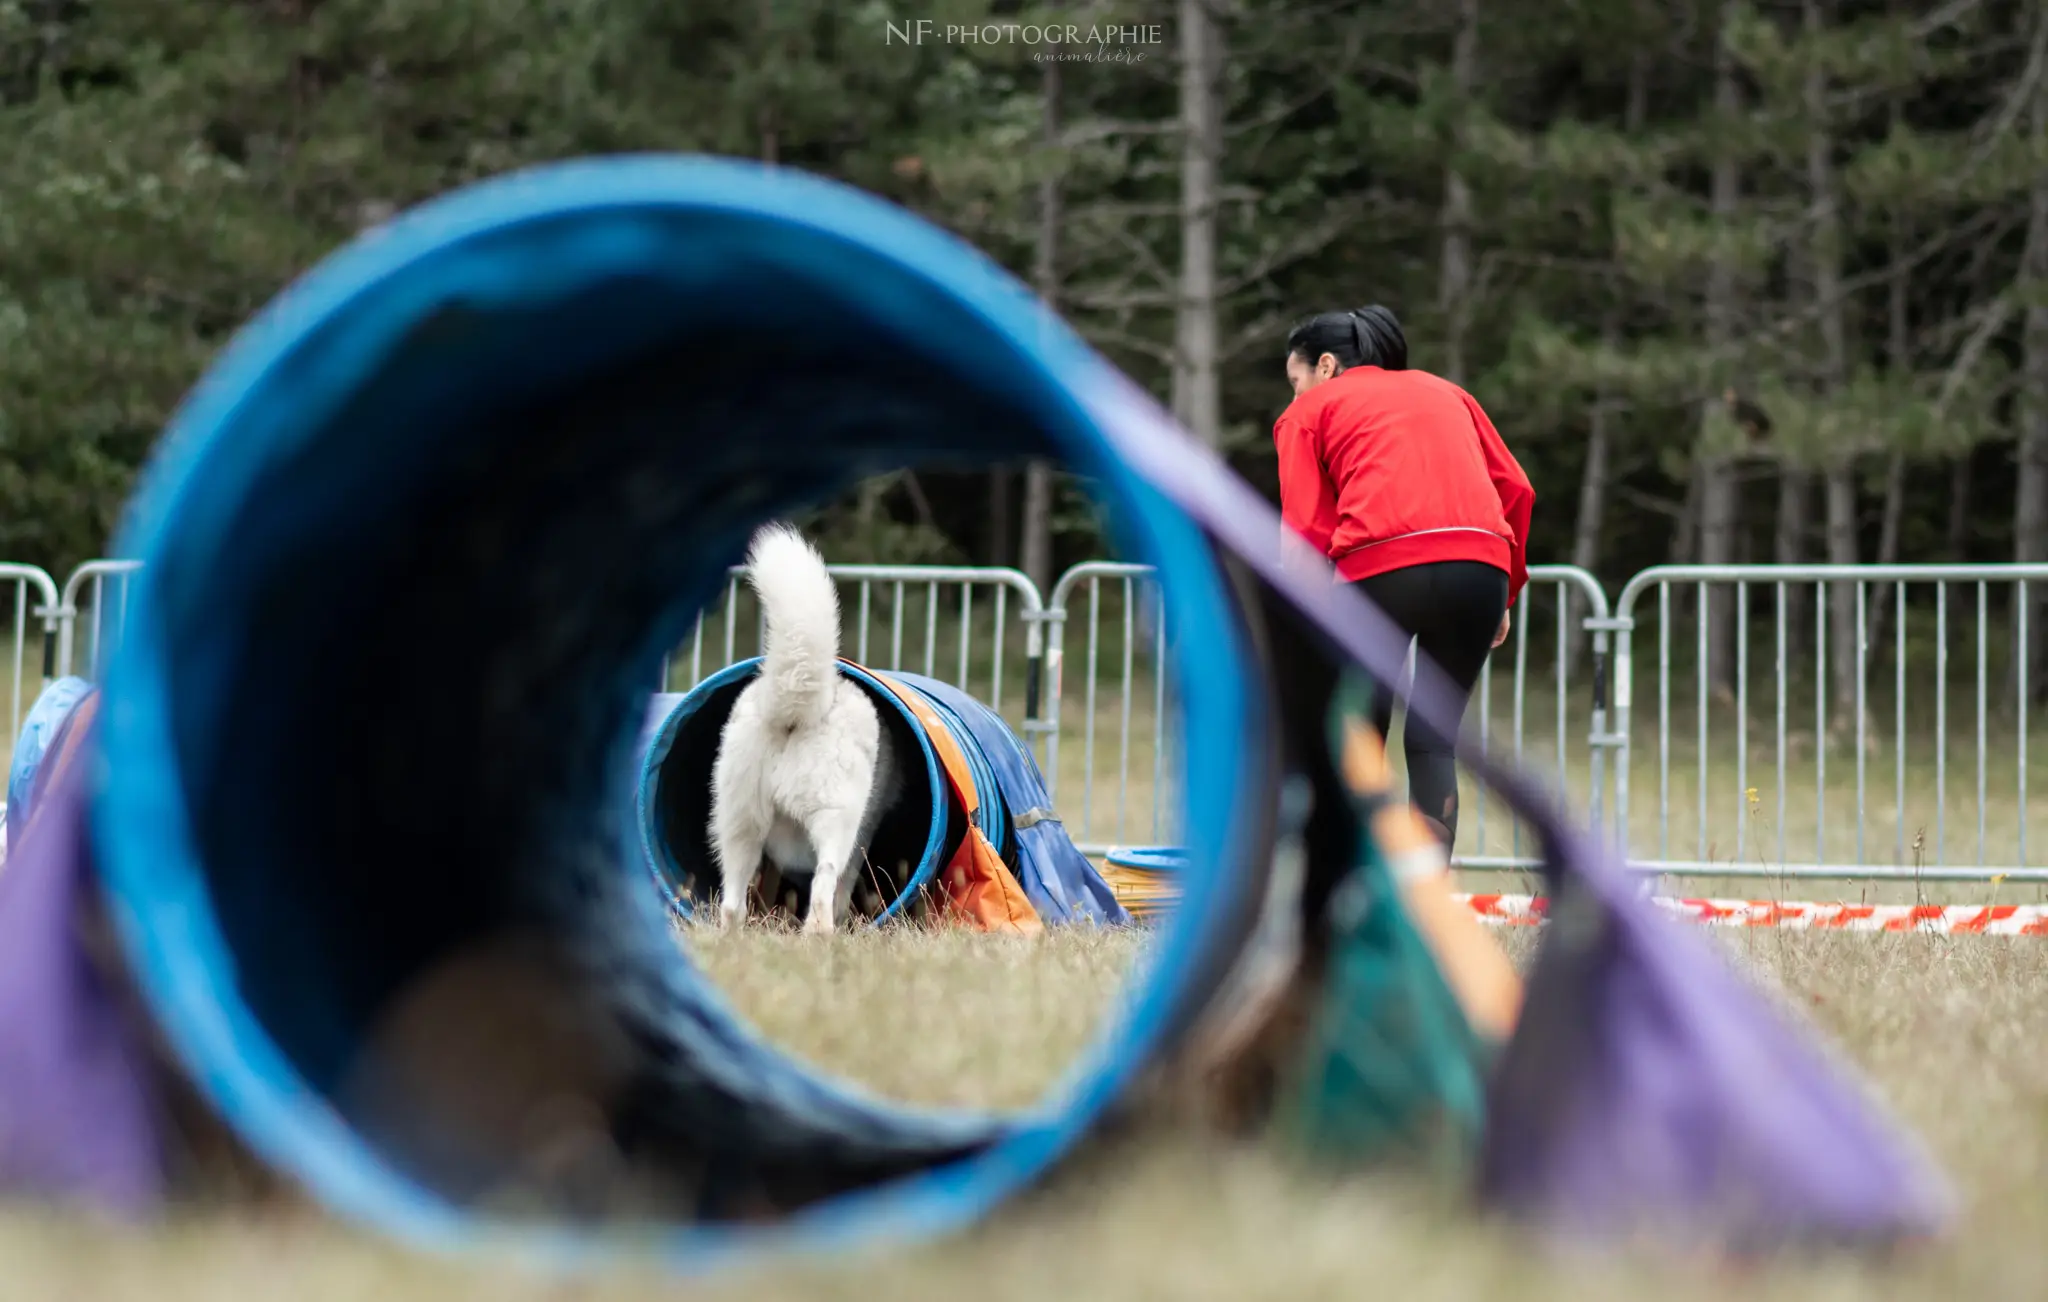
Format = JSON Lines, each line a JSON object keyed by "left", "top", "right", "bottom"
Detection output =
{"left": 658, "top": 563, "right": 1052, "bottom": 748}
{"left": 0, "top": 565, "right": 63, "bottom": 759}
{"left": 23, "top": 555, "right": 2048, "bottom": 885}
{"left": 1461, "top": 566, "right": 1618, "bottom": 870}
{"left": 1042, "top": 562, "right": 1176, "bottom": 855}
{"left": 55, "top": 560, "right": 142, "bottom": 683}
{"left": 1039, "top": 562, "right": 1617, "bottom": 863}
{"left": 1612, "top": 564, "right": 2048, "bottom": 883}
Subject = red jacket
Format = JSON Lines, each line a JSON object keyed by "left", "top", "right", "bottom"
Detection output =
{"left": 1273, "top": 366, "right": 1535, "bottom": 606}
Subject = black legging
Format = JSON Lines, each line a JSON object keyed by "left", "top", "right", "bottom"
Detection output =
{"left": 1348, "top": 560, "right": 1509, "bottom": 851}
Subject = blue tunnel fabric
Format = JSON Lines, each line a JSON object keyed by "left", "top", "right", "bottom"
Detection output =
{"left": 1104, "top": 847, "right": 1187, "bottom": 875}
{"left": 884, "top": 673, "right": 1130, "bottom": 928}
{"left": 634, "top": 689, "right": 709, "bottom": 919}
{"left": 74, "top": 155, "right": 1269, "bottom": 1267}
{"left": 6, "top": 676, "right": 94, "bottom": 855}
{"left": 632, "top": 661, "right": 1123, "bottom": 928}
{"left": 634, "top": 690, "right": 689, "bottom": 913}
{"left": 883, "top": 678, "right": 1007, "bottom": 851}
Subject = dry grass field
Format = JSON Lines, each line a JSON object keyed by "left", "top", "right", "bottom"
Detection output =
{"left": 4, "top": 579, "right": 2047, "bottom": 1299}
{"left": 2, "top": 923, "right": 2045, "bottom": 1302}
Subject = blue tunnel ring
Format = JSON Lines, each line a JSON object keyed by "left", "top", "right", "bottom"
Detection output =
{"left": 87, "top": 154, "right": 1274, "bottom": 1269}
{"left": 635, "top": 660, "right": 953, "bottom": 924}
{"left": 1103, "top": 847, "right": 1188, "bottom": 875}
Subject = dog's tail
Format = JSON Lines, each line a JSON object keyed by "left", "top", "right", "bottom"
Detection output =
{"left": 744, "top": 522, "right": 842, "bottom": 730}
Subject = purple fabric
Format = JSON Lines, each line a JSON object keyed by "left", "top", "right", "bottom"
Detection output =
{"left": 0, "top": 715, "right": 166, "bottom": 1218}
{"left": 1085, "top": 368, "right": 1954, "bottom": 1249}
{"left": 1475, "top": 885, "right": 1953, "bottom": 1249}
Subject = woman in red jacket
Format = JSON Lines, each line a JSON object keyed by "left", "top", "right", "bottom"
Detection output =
{"left": 1274, "top": 305, "right": 1535, "bottom": 851}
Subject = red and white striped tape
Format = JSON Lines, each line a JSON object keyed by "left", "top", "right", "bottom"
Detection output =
{"left": 1457, "top": 892, "right": 2048, "bottom": 936}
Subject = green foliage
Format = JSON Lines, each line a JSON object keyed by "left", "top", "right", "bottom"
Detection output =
{"left": 0, "top": 0, "right": 2042, "bottom": 578}
{"left": 1743, "top": 363, "right": 2005, "bottom": 467}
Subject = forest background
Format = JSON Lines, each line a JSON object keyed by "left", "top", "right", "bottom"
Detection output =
{"left": 4, "top": 0, "right": 2046, "bottom": 693}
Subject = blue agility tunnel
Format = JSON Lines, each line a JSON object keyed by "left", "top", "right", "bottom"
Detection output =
{"left": 0, "top": 152, "right": 1954, "bottom": 1272}
{"left": 12, "top": 154, "right": 1276, "bottom": 1266}
{"left": 634, "top": 659, "right": 1127, "bottom": 928}
{"left": 634, "top": 663, "right": 950, "bottom": 924}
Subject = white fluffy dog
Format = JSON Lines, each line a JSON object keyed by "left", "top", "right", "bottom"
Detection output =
{"left": 710, "top": 523, "right": 904, "bottom": 934}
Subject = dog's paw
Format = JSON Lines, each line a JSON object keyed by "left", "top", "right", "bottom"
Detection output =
{"left": 719, "top": 902, "right": 747, "bottom": 932}
{"left": 801, "top": 912, "right": 838, "bottom": 937}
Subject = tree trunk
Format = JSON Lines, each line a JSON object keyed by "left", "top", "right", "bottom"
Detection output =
{"left": 1673, "top": 474, "right": 1701, "bottom": 564}
{"left": 1568, "top": 400, "right": 1611, "bottom": 663}
{"left": 1873, "top": 453, "right": 1905, "bottom": 570}
{"left": 1172, "top": 0, "right": 1224, "bottom": 445}
{"left": 1021, "top": 464, "right": 1055, "bottom": 597}
{"left": 986, "top": 470, "right": 1013, "bottom": 569}
{"left": 1699, "top": 470, "right": 1742, "bottom": 700}
{"left": 1437, "top": 0, "right": 1480, "bottom": 384}
{"left": 1805, "top": 0, "right": 1859, "bottom": 715}
{"left": 1869, "top": 451, "right": 1905, "bottom": 662}
{"left": 1567, "top": 44, "right": 1647, "bottom": 668}
{"left": 1573, "top": 366, "right": 1619, "bottom": 573}
{"left": 1822, "top": 464, "right": 1859, "bottom": 712}
{"left": 1868, "top": 3, "right": 1911, "bottom": 669}
{"left": 1021, "top": 63, "right": 1062, "bottom": 595}
{"left": 1946, "top": 455, "right": 1972, "bottom": 558}
{"left": 1697, "top": 0, "right": 1744, "bottom": 697}
{"left": 1776, "top": 467, "right": 1811, "bottom": 665}
{"left": 1868, "top": 215, "right": 1910, "bottom": 668}
{"left": 2015, "top": 42, "right": 2048, "bottom": 703}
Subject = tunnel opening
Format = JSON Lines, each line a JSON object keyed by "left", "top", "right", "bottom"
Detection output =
{"left": 89, "top": 159, "right": 1271, "bottom": 1260}
{"left": 640, "top": 663, "right": 974, "bottom": 923}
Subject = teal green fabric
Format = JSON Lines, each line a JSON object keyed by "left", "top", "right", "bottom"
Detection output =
{"left": 1274, "top": 672, "right": 1491, "bottom": 1174}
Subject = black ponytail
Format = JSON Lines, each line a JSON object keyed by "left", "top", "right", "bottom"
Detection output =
{"left": 1285, "top": 304, "right": 1409, "bottom": 372}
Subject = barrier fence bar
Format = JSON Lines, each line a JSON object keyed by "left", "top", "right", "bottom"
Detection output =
{"left": 27, "top": 554, "right": 2048, "bottom": 886}
{"left": 55, "top": 560, "right": 143, "bottom": 682}
{"left": 656, "top": 563, "right": 1051, "bottom": 760}
{"left": 1458, "top": 566, "right": 1617, "bottom": 871}
{"left": 1042, "top": 562, "right": 1167, "bottom": 855}
{"left": 0, "top": 565, "right": 62, "bottom": 759}
{"left": 1040, "top": 561, "right": 1616, "bottom": 863}
{"left": 1611, "top": 564, "right": 2048, "bottom": 883}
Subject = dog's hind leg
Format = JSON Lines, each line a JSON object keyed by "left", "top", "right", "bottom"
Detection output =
{"left": 799, "top": 808, "right": 867, "bottom": 936}
{"left": 712, "top": 814, "right": 769, "bottom": 932}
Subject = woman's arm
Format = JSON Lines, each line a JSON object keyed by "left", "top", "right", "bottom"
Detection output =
{"left": 1273, "top": 409, "right": 1340, "bottom": 559}
{"left": 1461, "top": 393, "right": 1535, "bottom": 607}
